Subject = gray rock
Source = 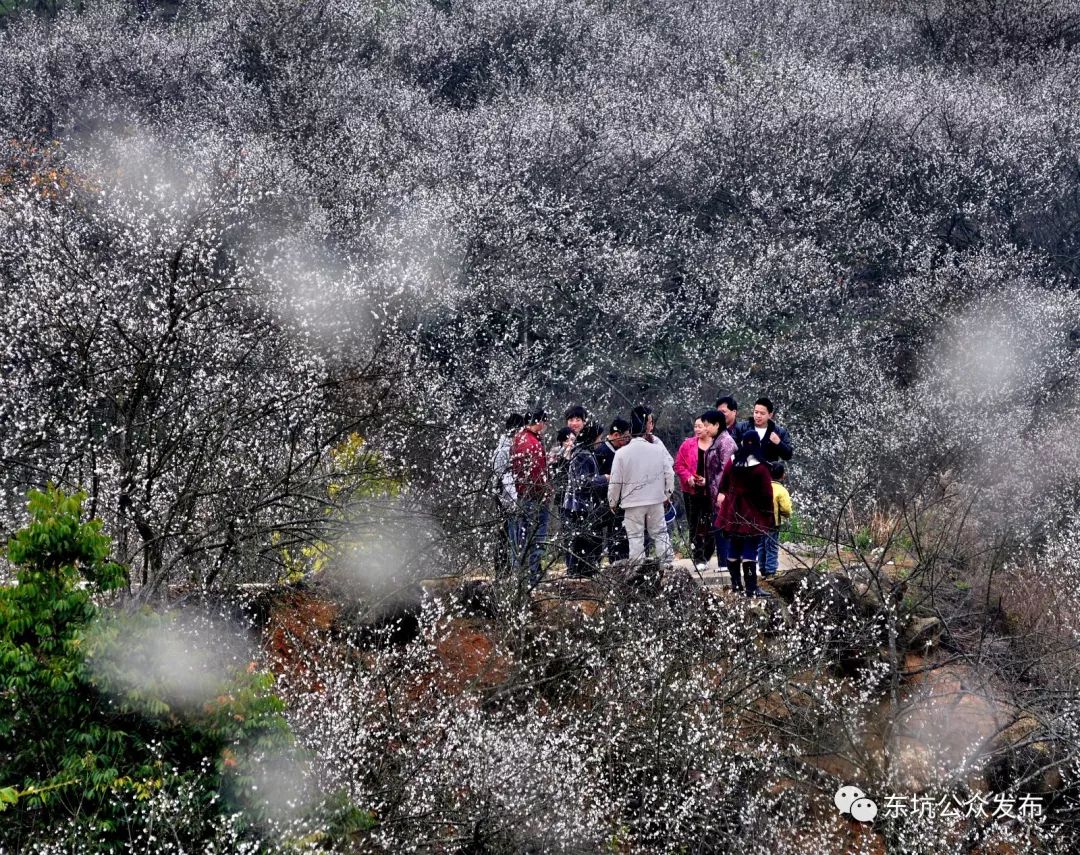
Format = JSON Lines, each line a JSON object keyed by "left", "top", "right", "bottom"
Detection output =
{"left": 902, "top": 616, "right": 943, "bottom": 651}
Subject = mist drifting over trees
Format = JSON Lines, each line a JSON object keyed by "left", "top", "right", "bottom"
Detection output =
{"left": 3, "top": 0, "right": 1080, "bottom": 578}
{"left": 2, "top": 0, "right": 1080, "bottom": 852}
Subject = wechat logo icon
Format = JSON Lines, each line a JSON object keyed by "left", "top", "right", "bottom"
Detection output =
{"left": 835, "top": 784, "right": 878, "bottom": 823}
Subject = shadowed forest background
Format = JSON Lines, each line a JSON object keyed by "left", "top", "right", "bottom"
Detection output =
{"left": 2, "top": 0, "right": 1080, "bottom": 852}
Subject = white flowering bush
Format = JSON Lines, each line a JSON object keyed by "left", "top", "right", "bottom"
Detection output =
{"left": 273, "top": 576, "right": 966, "bottom": 852}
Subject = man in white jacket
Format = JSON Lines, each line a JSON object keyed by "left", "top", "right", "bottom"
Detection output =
{"left": 608, "top": 406, "right": 674, "bottom": 565}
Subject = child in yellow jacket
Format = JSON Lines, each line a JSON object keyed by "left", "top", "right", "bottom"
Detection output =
{"left": 758, "top": 462, "right": 791, "bottom": 577}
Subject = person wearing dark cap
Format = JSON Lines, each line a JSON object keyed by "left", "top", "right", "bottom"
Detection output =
{"left": 715, "top": 430, "right": 775, "bottom": 598}
{"left": 595, "top": 417, "right": 631, "bottom": 562}
{"left": 493, "top": 413, "right": 526, "bottom": 512}
{"left": 511, "top": 409, "right": 551, "bottom": 586}
{"left": 595, "top": 418, "right": 631, "bottom": 472}
{"left": 609, "top": 406, "right": 675, "bottom": 566}
{"left": 562, "top": 422, "right": 607, "bottom": 577}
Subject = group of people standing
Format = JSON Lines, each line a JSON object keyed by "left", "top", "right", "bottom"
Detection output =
{"left": 492, "top": 396, "right": 793, "bottom": 600}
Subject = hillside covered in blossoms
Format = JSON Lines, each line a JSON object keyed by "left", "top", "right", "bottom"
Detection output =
{"left": 2, "top": 0, "right": 1080, "bottom": 852}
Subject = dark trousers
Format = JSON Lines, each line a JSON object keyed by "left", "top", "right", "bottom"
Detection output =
{"left": 495, "top": 506, "right": 522, "bottom": 579}
{"left": 713, "top": 530, "right": 729, "bottom": 566}
{"left": 601, "top": 507, "right": 629, "bottom": 562}
{"left": 726, "top": 534, "right": 763, "bottom": 595}
{"left": 757, "top": 528, "right": 780, "bottom": 576}
{"left": 566, "top": 509, "right": 603, "bottom": 576}
{"left": 515, "top": 500, "right": 550, "bottom": 587}
{"left": 684, "top": 491, "right": 715, "bottom": 564}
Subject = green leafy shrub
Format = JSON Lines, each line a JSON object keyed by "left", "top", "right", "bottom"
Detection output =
{"left": 0, "top": 487, "right": 296, "bottom": 850}
{"left": 780, "top": 510, "right": 809, "bottom": 544}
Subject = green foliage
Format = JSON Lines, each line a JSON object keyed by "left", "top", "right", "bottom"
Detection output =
{"left": 277, "top": 432, "right": 406, "bottom": 582}
{"left": 0, "top": 486, "right": 296, "bottom": 849}
{"left": 0, "top": 487, "right": 129, "bottom": 818}
{"left": 780, "top": 510, "right": 809, "bottom": 544}
{"left": 309, "top": 790, "right": 378, "bottom": 841}
{"left": 893, "top": 530, "right": 915, "bottom": 553}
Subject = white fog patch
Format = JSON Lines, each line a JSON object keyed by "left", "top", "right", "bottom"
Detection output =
{"left": 238, "top": 749, "right": 324, "bottom": 835}
{"left": 88, "top": 609, "right": 254, "bottom": 712}
{"left": 930, "top": 297, "right": 1053, "bottom": 404}
{"left": 915, "top": 287, "right": 1080, "bottom": 500}
{"left": 889, "top": 681, "right": 1008, "bottom": 790}
{"left": 64, "top": 124, "right": 217, "bottom": 224}
{"left": 367, "top": 189, "right": 465, "bottom": 307}
{"left": 246, "top": 228, "right": 371, "bottom": 348}
{"left": 322, "top": 499, "right": 445, "bottom": 600}
{"left": 244, "top": 188, "right": 462, "bottom": 351}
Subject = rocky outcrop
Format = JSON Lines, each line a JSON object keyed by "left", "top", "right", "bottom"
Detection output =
{"left": 985, "top": 714, "right": 1065, "bottom": 797}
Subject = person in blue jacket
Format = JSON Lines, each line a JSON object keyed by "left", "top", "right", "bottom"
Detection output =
{"left": 563, "top": 422, "right": 607, "bottom": 577}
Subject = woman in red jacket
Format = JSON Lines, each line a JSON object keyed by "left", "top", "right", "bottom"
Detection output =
{"left": 715, "top": 431, "right": 774, "bottom": 598}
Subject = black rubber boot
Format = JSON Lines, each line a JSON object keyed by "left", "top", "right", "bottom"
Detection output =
{"left": 743, "top": 560, "right": 758, "bottom": 597}
{"left": 728, "top": 558, "right": 743, "bottom": 592}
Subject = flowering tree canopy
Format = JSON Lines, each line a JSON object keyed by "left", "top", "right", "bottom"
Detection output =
{"left": 2, "top": 0, "right": 1080, "bottom": 850}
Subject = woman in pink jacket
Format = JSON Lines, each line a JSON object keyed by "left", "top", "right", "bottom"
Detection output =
{"left": 674, "top": 410, "right": 727, "bottom": 568}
